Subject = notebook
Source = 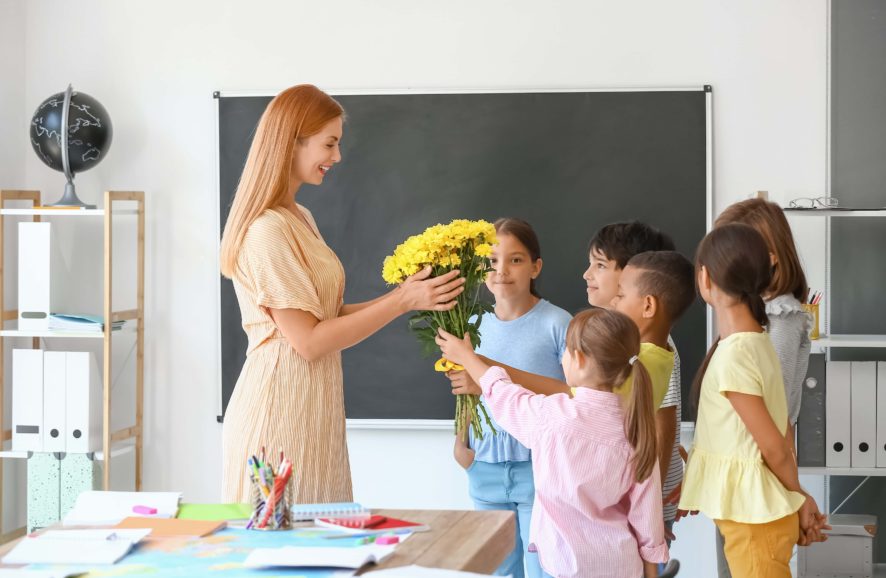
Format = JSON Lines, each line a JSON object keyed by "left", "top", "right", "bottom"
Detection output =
{"left": 317, "top": 515, "right": 430, "bottom": 536}
{"left": 290, "top": 502, "right": 369, "bottom": 522}
{"left": 115, "top": 516, "right": 226, "bottom": 537}
{"left": 315, "top": 514, "right": 387, "bottom": 530}
{"left": 176, "top": 502, "right": 252, "bottom": 521}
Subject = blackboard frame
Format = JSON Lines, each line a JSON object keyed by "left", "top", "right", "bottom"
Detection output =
{"left": 215, "top": 86, "right": 714, "bottom": 427}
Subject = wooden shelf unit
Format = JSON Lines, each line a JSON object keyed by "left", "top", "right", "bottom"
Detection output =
{"left": 0, "top": 189, "right": 145, "bottom": 533}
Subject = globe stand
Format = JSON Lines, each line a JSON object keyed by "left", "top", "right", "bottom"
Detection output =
{"left": 46, "top": 84, "right": 97, "bottom": 209}
{"left": 50, "top": 180, "right": 96, "bottom": 210}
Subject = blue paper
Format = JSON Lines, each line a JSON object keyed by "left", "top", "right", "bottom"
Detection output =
{"left": 29, "top": 528, "right": 359, "bottom": 577}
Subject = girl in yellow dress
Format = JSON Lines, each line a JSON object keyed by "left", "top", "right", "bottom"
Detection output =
{"left": 678, "top": 223, "right": 828, "bottom": 578}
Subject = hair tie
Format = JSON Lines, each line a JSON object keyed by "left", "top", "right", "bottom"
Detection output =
{"left": 628, "top": 355, "right": 639, "bottom": 366}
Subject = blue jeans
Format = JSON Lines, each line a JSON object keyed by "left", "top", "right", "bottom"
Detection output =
{"left": 467, "top": 460, "right": 541, "bottom": 578}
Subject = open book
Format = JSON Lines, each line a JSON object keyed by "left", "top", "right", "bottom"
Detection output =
{"left": 243, "top": 544, "right": 396, "bottom": 569}
{"left": 2, "top": 529, "right": 151, "bottom": 565}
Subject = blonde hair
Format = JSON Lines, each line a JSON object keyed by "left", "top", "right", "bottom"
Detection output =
{"left": 219, "top": 85, "right": 344, "bottom": 278}
{"left": 566, "top": 309, "right": 658, "bottom": 482}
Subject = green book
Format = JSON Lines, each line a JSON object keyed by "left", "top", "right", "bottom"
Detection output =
{"left": 176, "top": 502, "right": 252, "bottom": 521}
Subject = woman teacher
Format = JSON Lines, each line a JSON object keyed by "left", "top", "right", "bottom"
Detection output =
{"left": 219, "top": 85, "right": 464, "bottom": 502}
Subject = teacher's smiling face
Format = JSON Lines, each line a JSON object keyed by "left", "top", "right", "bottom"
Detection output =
{"left": 291, "top": 115, "right": 343, "bottom": 187}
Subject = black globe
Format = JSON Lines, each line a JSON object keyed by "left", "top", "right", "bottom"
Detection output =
{"left": 30, "top": 90, "right": 113, "bottom": 174}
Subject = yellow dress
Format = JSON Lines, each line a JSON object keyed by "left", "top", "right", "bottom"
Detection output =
{"left": 679, "top": 331, "right": 805, "bottom": 524}
{"left": 221, "top": 205, "right": 352, "bottom": 504}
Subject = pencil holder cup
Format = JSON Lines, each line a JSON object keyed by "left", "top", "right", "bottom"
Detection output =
{"left": 248, "top": 477, "right": 294, "bottom": 531}
{"left": 802, "top": 303, "right": 820, "bottom": 340}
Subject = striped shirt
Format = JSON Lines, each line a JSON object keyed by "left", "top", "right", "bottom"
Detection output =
{"left": 479, "top": 366, "right": 669, "bottom": 578}
{"left": 660, "top": 338, "right": 682, "bottom": 522}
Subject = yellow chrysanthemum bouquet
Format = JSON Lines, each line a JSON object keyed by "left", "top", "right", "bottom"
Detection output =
{"left": 382, "top": 219, "right": 498, "bottom": 440}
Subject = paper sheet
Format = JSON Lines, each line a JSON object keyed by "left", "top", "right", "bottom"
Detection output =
{"left": 3, "top": 537, "right": 136, "bottom": 565}
{"left": 62, "top": 491, "right": 181, "bottom": 526}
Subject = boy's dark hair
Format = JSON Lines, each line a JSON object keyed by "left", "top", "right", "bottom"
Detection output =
{"left": 626, "top": 251, "right": 696, "bottom": 322}
{"left": 588, "top": 222, "right": 675, "bottom": 269}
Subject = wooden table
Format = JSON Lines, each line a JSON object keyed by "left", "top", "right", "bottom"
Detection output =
{"left": 0, "top": 508, "right": 515, "bottom": 575}
{"left": 361, "top": 509, "right": 515, "bottom": 574}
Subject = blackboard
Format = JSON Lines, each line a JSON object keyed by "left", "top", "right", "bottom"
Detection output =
{"left": 217, "top": 88, "right": 711, "bottom": 421}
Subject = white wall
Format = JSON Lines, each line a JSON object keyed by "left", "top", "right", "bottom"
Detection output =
{"left": 0, "top": 0, "right": 28, "bottom": 532}
{"left": 14, "top": 0, "right": 828, "bottom": 573}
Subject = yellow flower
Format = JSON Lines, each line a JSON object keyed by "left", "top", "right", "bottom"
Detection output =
{"left": 474, "top": 243, "right": 492, "bottom": 257}
{"left": 381, "top": 218, "right": 496, "bottom": 285}
{"left": 434, "top": 357, "right": 464, "bottom": 372}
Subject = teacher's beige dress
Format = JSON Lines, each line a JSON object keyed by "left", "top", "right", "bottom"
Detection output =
{"left": 221, "top": 205, "right": 352, "bottom": 503}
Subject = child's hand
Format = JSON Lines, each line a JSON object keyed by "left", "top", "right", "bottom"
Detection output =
{"left": 797, "top": 494, "right": 830, "bottom": 546}
{"left": 665, "top": 526, "right": 676, "bottom": 542}
{"left": 664, "top": 482, "right": 682, "bottom": 505}
{"left": 673, "top": 508, "right": 698, "bottom": 523}
{"left": 447, "top": 370, "right": 482, "bottom": 396}
{"left": 435, "top": 328, "right": 475, "bottom": 367}
{"left": 453, "top": 437, "right": 476, "bottom": 470}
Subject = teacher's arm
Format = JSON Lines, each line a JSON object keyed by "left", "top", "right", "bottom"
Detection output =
{"left": 339, "top": 296, "right": 387, "bottom": 316}
{"left": 270, "top": 267, "right": 464, "bottom": 362}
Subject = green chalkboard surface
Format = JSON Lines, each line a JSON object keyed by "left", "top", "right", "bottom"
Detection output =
{"left": 217, "top": 89, "right": 711, "bottom": 421}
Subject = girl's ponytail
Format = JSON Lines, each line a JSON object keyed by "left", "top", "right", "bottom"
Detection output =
{"left": 624, "top": 358, "right": 657, "bottom": 483}
{"left": 744, "top": 292, "right": 768, "bottom": 328}
{"left": 566, "top": 308, "right": 657, "bottom": 482}
{"left": 690, "top": 339, "right": 719, "bottom": 418}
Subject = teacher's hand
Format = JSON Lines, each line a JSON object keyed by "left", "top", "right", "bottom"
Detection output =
{"left": 398, "top": 267, "right": 465, "bottom": 312}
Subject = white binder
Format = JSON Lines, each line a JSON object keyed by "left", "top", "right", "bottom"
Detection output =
{"left": 12, "top": 349, "right": 44, "bottom": 452}
{"left": 65, "top": 352, "right": 102, "bottom": 453}
{"left": 18, "top": 222, "right": 51, "bottom": 330}
{"left": 850, "top": 362, "right": 877, "bottom": 468}
{"left": 826, "top": 361, "right": 851, "bottom": 468}
{"left": 43, "top": 351, "right": 66, "bottom": 452}
{"left": 877, "top": 362, "right": 886, "bottom": 468}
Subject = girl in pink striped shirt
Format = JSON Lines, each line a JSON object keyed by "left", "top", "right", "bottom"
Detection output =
{"left": 437, "top": 309, "right": 669, "bottom": 578}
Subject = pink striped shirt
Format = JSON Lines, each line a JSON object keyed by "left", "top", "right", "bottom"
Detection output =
{"left": 479, "top": 366, "right": 668, "bottom": 578}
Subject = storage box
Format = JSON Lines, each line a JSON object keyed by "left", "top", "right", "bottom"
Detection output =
{"left": 799, "top": 514, "right": 877, "bottom": 578}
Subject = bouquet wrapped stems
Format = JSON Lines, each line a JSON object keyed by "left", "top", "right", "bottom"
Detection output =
{"left": 383, "top": 220, "right": 499, "bottom": 441}
{"left": 454, "top": 387, "right": 495, "bottom": 443}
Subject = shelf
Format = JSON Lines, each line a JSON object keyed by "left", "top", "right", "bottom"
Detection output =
{"left": 0, "top": 208, "right": 139, "bottom": 217}
{"left": 94, "top": 440, "right": 136, "bottom": 462}
{"left": 784, "top": 209, "right": 886, "bottom": 217}
{"left": 799, "top": 467, "right": 886, "bottom": 477}
{"left": 0, "top": 324, "right": 134, "bottom": 339}
{"left": 0, "top": 451, "right": 29, "bottom": 459}
{"left": 811, "top": 334, "right": 886, "bottom": 348}
{"left": 0, "top": 442, "right": 135, "bottom": 461}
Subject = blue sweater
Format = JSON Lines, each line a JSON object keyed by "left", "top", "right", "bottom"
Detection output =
{"left": 470, "top": 298, "right": 571, "bottom": 463}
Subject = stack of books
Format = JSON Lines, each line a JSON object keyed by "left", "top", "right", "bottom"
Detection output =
{"left": 49, "top": 313, "right": 125, "bottom": 333}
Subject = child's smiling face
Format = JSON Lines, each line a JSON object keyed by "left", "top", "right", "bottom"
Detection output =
{"left": 486, "top": 233, "right": 540, "bottom": 301}
{"left": 583, "top": 248, "right": 620, "bottom": 308}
